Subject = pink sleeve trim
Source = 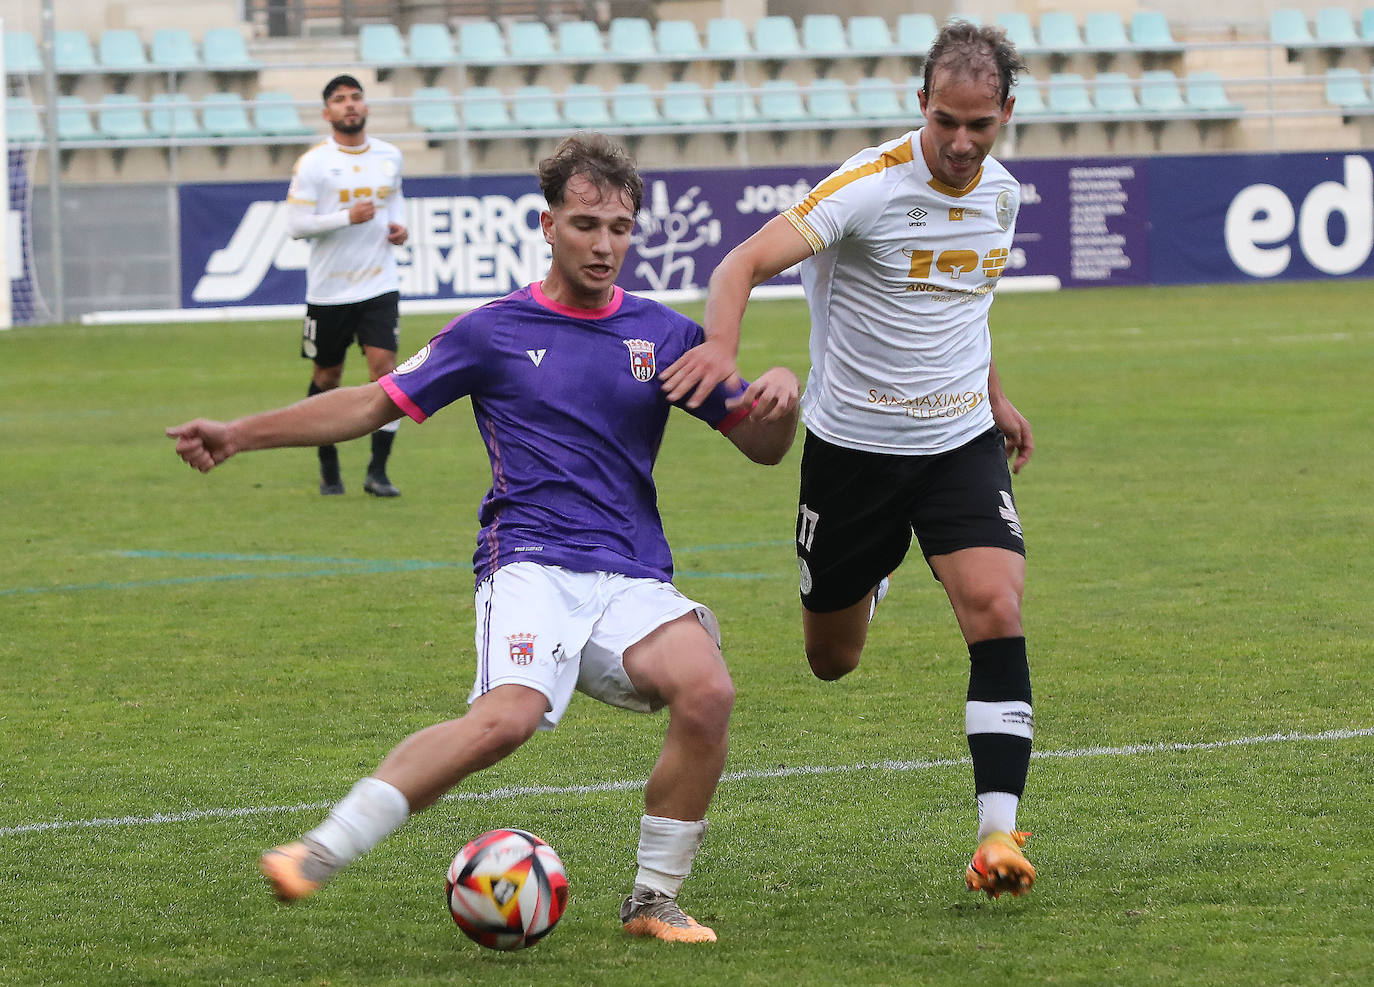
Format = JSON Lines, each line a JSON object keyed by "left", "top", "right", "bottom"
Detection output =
{"left": 379, "top": 375, "right": 428, "bottom": 423}
{"left": 717, "top": 399, "right": 755, "bottom": 435}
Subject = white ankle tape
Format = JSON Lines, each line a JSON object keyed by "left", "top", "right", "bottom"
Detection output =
{"left": 306, "top": 776, "right": 410, "bottom": 865}
{"left": 635, "top": 814, "right": 707, "bottom": 897}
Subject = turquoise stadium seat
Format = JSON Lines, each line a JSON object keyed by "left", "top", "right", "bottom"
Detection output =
{"left": 709, "top": 80, "right": 759, "bottom": 123}
{"left": 56, "top": 96, "right": 98, "bottom": 140}
{"left": 806, "top": 78, "right": 855, "bottom": 120}
{"left": 904, "top": 75, "right": 925, "bottom": 118}
{"left": 1270, "top": 9, "right": 1315, "bottom": 45}
{"left": 1012, "top": 77, "right": 1047, "bottom": 116}
{"left": 6, "top": 96, "right": 43, "bottom": 142}
{"left": 202, "top": 28, "right": 257, "bottom": 69}
{"left": 557, "top": 21, "right": 605, "bottom": 60}
{"left": 895, "top": 13, "right": 938, "bottom": 55}
{"left": 609, "top": 17, "right": 655, "bottom": 58}
{"left": 99, "top": 29, "right": 148, "bottom": 71}
{"left": 97, "top": 93, "right": 150, "bottom": 139}
{"left": 802, "top": 14, "right": 849, "bottom": 56}
{"left": 1038, "top": 13, "right": 1085, "bottom": 55}
{"left": 1138, "top": 70, "right": 1187, "bottom": 114}
{"left": 1325, "top": 67, "right": 1373, "bottom": 109}
{"left": 151, "top": 28, "right": 200, "bottom": 70}
{"left": 409, "top": 23, "right": 454, "bottom": 64}
{"left": 1093, "top": 72, "right": 1139, "bottom": 113}
{"left": 202, "top": 92, "right": 256, "bottom": 138}
{"left": 847, "top": 16, "right": 893, "bottom": 54}
{"left": 1047, "top": 72, "right": 1093, "bottom": 114}
{"left": 1315, "top": 7, "right": 1360, "bottom": 44}
{"left": 610, "top": 83, "right": 660, "bottom": 126}
{"left": 754, "top": 16, "right": 801, "bottom": 58}
{"left": 1185, "top": 72, "right": 1242, "bottom": 113}
{"left": 656, "top": 20, "right": 702, "bottom": 59}
{"left": 562, "top": 83, "right": 612, "bottom": 128}
{"left": 854, "top": 77, "right": 903, "bottom": 118}
{"left": 1364, "top": 8, "right": 1374, "bottom": 41}
{"left": 463, "top": 88, "right": 512, "bottom": 130}
{"left": 5, "top": 32, "right": 44, "bottom": 74}
{"left": 661, "top": 82, "right": 711, "bottom": 126}
{"left": 410, "top": 86, "right": 459, "bottom": 132}
{"left": 996, "top": 13, "right": 1038, "bottom": 54}
{"left": 507, "top": 21, "right": 555, "bottom": 60}
{"left": 706, "top": 18, "right": 752, "bottom": 58}
{"left": 54, "top": 31, "right": 97, "bottom": 73}
{"left": 758, "top": 79, "right": 807, "bottom": 122}
{"left": 361, "top": 23, "right": 410, "bottom": 65}
{"left": 459, "top": 20, "right": 506, "bottom": 62}
{"left": 1129, "top": 12, "right": 1183, "bottom": 54}
{"left": 255, "top": 91, "right": 314, "bottom": 137}
{"left": 149, "top": 93, "right": 206, "bottom": 138}
{"left": 512, "top": 86, "right": 560, "bottom": 129}
{"left": 1084, "top": 12, "right": 1131, "bottom": 53}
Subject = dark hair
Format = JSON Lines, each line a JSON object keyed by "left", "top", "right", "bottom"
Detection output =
{"left": 322, "top": 74, "right": 364, "bottom": 102}
{"left": 537, "top": 133, "right": 644, "bottom": 214}
{"left": 922, "top": 21, "right": 1026, "bottom": 106}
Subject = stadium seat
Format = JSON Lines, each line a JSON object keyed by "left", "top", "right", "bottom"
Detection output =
{"left": 462, "top": 87, "right": 513, "bottom": 130}
{"left": 5, "top": 32, "right": 44, "bottom": 74}
{"left": 1129, "top": 12, "right": 1184, "bottom": 56}
{"left": 54, "top": 31, "right": 97, "bottom": 73}
{"left": 1046, "top": 72, "right": 1093, "bottom": 114}
{"left": 409, "top": 23, "right": 455, "bottom": 65}
{"left": 149, "top": 92, "right": 207, "bottom": 138}
{"left": 995, "top": 13, "right": 1039, "bottom": 54}
{"left": 562, "top": 83, "right": 612, "bottom": 128}
{"left": 1038, "top": 13, "right": 1085, "bottom": 56}
{"left": 201, "top": 28, "right": 257, "bottom": 69}
{"left": 806, "top": 78, "right": 856, "bottom": 121}
{"left": 6, "top": 96, "right": 43, "bottom": 143}
{"left": 1084, "top": 12, "right": 1131, "bottom": 54}
{"left": 201, "top": 92, "right": 257, "bottom": 138}
{"left": 97, "top": 93, "right": 150, "bottom": 139}
{"left": 1315, "top": 7, "right": 1361, "bottom": 44}
{"left": 56, "top": 96, "right": 98, "bottom": 141}
{"left": 1324, "top": 67, "right": 1373, "bottom": 110}
{"left": 757, "top": 79, "right": 807, "bottom": 123}
{"left": 609, "top": 17, "right": 655, "bottom": 59}
{"left": 1185, "top": 72, "right": 1242, "bottom": 113}
{"left": 661, "top": 81, "right": 711, "bottom": 126}
{"left": 1012, "top": 77, "right": 1048, "bottom": 116}
{"left": 99, "top": 29, "right": 148, "bottom": 72}
{"left": 904, "top": 75, "right": 925, "bottom": 118}
{"left": 802, "top": 14, "right": 850, "bottom": 57}
{"left": 459, "top": 20, "right": 506, "bottom": 63}
{"left": 1270, "top": 9, "right": 1316, "bottom": 47}
{"left": 1138, "top": 70, "right": 1187, "bottom": 115}
{"left": 895, "top": 13, "right": 938, "bottom": 55}
{"left": 557, "top": 21, "right": 605, "bottom": 61}
{"left": 150, "top": 28, "right": 200, "bottom": 71}
{"left": 360, "top": 23, "right": 410, "bottom": 66}
{"left": 1364, "top": 8, "right": 1374, "bottom": 42}
{"left": 610, "top": 83, "right": 660, "bottom": 127}
{"left": 254, "top": 91, "right": 314, "bottom": 137}
{"left": 656, "top": 20, "right": 702, "bottom": 59}
{"left": 755, "top": 16, "right": 802, "bottom": 58}
{"left": 847, "top": 16, "right": 894, "bottom": 54}
{"left": 1093, "top": 72, "right": 1139, "bottom": 114}
{"left": 854, "top": 77, "right": 904, "bottom": 119}
{"left": 507, "top": 21, "right": 556, "bottom": 61}
{"left": 709, "top": 80, "right": 759, "bottom": 124}
{"left": 706, "top": 17, "right": 752, "bottom": 58}
{"left": 511, "top": 86, "right": 560, "bottom": 129}
{"left": 410, "top": 86, "right": 459, "bottom": 132}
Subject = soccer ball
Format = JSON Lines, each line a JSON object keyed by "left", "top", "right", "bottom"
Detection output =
{"left": 446, "top": 829, "right": 569, "bottom": 950}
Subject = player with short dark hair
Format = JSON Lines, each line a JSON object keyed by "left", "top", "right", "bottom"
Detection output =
{"left": 167, "top": 133, "right": 801, "bottom": 943}
{"left": 287, "top": 74, "right": 408, "bottom": 496}
{"left": 661, "top": 21, "right": 1040, "bottom": 899}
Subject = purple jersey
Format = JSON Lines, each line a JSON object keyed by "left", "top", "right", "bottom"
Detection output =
{"left": 380, "top": 283, "right": 749, "bottom": 585}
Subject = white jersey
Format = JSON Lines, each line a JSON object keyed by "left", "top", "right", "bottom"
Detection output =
{"left": 783, "top": 130, "right": 1020, "bottom": 455}
{"left": 286, "top": 136, "right": 405, "bottom": 305}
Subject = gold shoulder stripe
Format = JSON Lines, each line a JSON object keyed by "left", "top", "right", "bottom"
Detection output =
{"left": 790, "top": 137, "right": 915, "bottom": 220}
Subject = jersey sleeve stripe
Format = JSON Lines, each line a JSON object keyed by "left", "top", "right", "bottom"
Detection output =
{"left": 787, "top": 137, "right": 915, "bottom": 221}
{"left": 379, "top": 375, "right": 427, "bottom": 423}
{"left": 783, "top": 210, "right": 825, "bottom": 253}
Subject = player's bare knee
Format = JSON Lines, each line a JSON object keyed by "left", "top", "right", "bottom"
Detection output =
{"left": 807, "top": 645, "right": 860, "bottom": 681}
{"left": 465, "top": 709, "right": 539, "bottom": 762}
{"left": 670, "top": 675, "right": 734, "bottom": 740}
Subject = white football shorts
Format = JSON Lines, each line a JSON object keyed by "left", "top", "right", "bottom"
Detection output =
{"left": 471, "top": 561, "right": 722, "bottom": 730}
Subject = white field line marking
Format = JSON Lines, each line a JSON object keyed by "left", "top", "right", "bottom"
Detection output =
{"left": 2, "top": 726, "right": 1370, "bottom": 838}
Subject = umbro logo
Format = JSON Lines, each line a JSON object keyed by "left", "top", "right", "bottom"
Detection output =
{"left": 526, "top": 348, "right": 546, "bottom": 366}
{"left": 907, "top": 206, "right": 927, "bottom": 227}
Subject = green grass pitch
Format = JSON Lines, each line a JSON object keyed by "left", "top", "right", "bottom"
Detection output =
{"left": 2, "top": 281, "right": 1372, "bottom": 985}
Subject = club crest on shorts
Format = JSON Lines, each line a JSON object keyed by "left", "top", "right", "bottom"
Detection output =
{"left": 623, "top": 338, "right": 656, "bottom": 382}
{"left": 506, "top": 633, "right": 536, "bottom": 666}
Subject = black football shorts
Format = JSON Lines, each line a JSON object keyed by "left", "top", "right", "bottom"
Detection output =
{"left": 301, "top": 290, "right": 400, "bottom": 366}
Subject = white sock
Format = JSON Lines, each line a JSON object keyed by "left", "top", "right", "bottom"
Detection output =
{"left": 976, "top": 791, "right": 1021, "bottom": 841}
{"left": 304, "top": 776, "right": 411, "bottom": 865}
{"left": 634, "top": 814, "right": 707, "bottom": 897}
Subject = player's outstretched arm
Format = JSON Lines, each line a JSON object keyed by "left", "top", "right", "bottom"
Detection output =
{"left": 167, "top": 383, "right": 402, "bottom": 473}
{"left": 724, "top": 366, "right": 800, "bottom": 465}
{"left": 988, "top": 360, "right": 1033, "bottom": 474}
{"left": 660, "top": 215, "right": 814, "bottom": 409}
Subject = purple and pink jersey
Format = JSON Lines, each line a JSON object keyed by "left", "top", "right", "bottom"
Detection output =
{"left": 380, "top": 283, "right": 749, "bottom": 585}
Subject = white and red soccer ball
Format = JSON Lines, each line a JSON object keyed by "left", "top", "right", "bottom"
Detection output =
{"left": 446, "top": 828, "right": 569, "bottom": 950}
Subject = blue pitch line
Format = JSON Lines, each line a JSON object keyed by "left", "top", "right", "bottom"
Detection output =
{"left": 2, "top": 726, "right": 1370, "bottom": 838}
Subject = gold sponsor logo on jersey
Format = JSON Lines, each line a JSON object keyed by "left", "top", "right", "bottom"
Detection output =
{"left": 867, "top": 389, "right": 985, "bottom": 418}
{"left": 949, "top": 207, "right": 982, "bottom": 221}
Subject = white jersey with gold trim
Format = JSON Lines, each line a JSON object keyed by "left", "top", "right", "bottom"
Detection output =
{"left": 286, "top": 136, "right": 405, "bottom": 305}
{"left": 782, "top": 129, "right": 1020, "bottom": 455}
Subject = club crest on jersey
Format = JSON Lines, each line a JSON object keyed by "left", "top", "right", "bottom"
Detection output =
{"left": 623, "top": 338, "right": 656, "bottom": 382}
{"left": 996, "top": 190, "right": 1016, "bottom": 231}
{"left": 507, "top": 633, "right": 536, "bottom": 666}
